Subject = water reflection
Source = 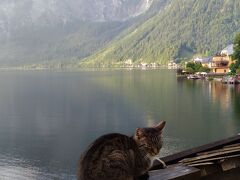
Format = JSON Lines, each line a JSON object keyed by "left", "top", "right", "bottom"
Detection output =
{"left": 178, "top": 79, "right": 238, "bottom": 136}
{"left": 209, "top": 82, "right": 232, "bottom": 112}
{"left": 231, "top": 85, "right": 240, "bottom": 121}
{"left": 0, "top": 154, "right": 75, "bottom": 179}
{"left": 0, "top": 70, "right": 239, "bottom": 179}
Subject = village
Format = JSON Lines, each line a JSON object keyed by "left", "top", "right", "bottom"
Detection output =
{"left": 174, "top": 44, "right": 240, "bottom": 84}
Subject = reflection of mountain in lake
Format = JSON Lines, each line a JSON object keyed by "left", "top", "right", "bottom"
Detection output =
{"left": 0, "top": 70, "right": 240, "bottom": 179}
{"left": 208, "top": 82, "right": 232, "bottom": 112}
{"left": 92, "top": 70, "right": 240, "bottom": 146}
{"left": 231, "top": 85, "right": 240, "bottom": 121}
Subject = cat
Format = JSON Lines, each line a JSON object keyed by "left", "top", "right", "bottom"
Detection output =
{"left": 77, "top": 121, "right": 166, "bottom": 180}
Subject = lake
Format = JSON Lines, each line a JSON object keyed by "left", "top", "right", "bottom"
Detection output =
{"left": 0, "top": 69, "right": 239, "bottom": 179}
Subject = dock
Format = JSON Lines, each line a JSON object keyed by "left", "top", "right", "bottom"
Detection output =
{"left": 149, "top": 134, "right": 240, "bottom": 180}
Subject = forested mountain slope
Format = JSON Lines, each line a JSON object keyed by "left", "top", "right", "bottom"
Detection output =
{"left": 82, "top": 0, "right": 240, "bottom": 66}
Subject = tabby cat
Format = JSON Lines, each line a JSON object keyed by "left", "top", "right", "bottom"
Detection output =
{"left": 78, "top": 121, "right": 166, "bottom": 180}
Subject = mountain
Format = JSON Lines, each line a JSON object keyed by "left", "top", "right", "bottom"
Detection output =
{"left": 0, "top": 0, "right": 153, "bottom": 66}
{"left": 1, "top": 0, "right": 240, "bottom": 67}
{"left": 82, "top": 0, "right": 240, "bottom": 67}
{"left": 0, "top": 0, "right": 152, "bottom": 33}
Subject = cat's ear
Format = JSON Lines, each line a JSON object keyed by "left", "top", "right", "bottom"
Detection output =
{"left": 155, "top": 121, "right": 166, "bottom": 131}
{"left": 135, "top": 128, "right": 144, "bottom": 139}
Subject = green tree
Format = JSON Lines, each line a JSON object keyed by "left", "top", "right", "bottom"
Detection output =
{"left": 233, "top": 32, "right": 240, "bottom": 63}
{"left": 186, "top": 62, "right": 196, "bottom": 70}
{"left": 185, "top": 67, "right": 195, "bottom": 73}
{"left": 236, "top": 68, "right": 240, "bottom": 74}
{"left": 229, "top": 63, "right": 237, "bottom": 74}
{"left": 194, "top": 63, "right": 203, "bottom": 72}
{"left": 186, "top": 61, "right": 203, "bottom": 72}
{"left": 83, "top": 0, "right": 240, "bottom": 67}
{"left": 230, "top": 33, "right": 240, "bottom": 73}
{"left": 199, "top": 66, "right": 211, "bottom": 73}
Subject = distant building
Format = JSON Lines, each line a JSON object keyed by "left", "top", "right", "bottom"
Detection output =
{"left": 193, "top": 57, "right": 203, "bottom": 63}
{"left": 184, "top": 45, "right": 234, "bottom": 74}
{"left": 168, "top": 60, "right": 178, "bottom": 69}
{"left": 150, "top": 62, "right": 157, "bottom": 68}
{"left": 210, "top": 44, "right": 234, "bottom": 73}
{"left": 124, "top": 59, "right": 133, "bottom": 67}
{"left": 202, "top": 57, "right": 212, "bottom": 67}
{"left": 210, "top": 54, "right": 233, "bottom": 73}
{"left": 141, "top": 63, "right": 148, "bottom": 67}
{"left": 193, "top": 57, "right": 212, "bottom": 67}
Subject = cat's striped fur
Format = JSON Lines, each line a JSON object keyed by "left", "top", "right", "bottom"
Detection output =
{"left": 78, "top": 121, "right": 166, "bottom": 180}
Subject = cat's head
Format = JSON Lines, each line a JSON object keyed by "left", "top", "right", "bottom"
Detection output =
{"left": 134, "top": 121, "right": 166, "bottom": 156}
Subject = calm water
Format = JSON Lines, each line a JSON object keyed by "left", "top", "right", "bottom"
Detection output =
{"left": 0, "top": 69, "right": 240, "bottom": 179}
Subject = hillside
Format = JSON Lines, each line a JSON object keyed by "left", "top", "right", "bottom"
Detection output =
{"left": 0, "top": 0, "right": 153, "bottom": 66}
{"left": 44, "top": 0, "right": 169, "bottom": 66}
{"left": 0, "top": 21, "right": 131, "bottom": 66}
{"left": 81, "top": 0, "right": 240, "bottom": 67}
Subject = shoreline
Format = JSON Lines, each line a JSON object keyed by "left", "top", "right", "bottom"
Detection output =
{"left": 0, "top": 66, "right": 172, "bottom": 72}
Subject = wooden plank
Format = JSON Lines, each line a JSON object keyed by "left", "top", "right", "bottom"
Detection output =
{"left": 188, "top": 162, "right": 214, "bottom": 167}
{"left": 152, "top": 135, "right": 240, "bottom": 169}
{"left": 149, "top": 164, "right": 200, "bottom": 180}
{"left": 184, "top": 154, "right": 240, "bottom": 165}
{"left": 197, "top": 145, "right": 240, "bottom": 156}
{"left": 179, "top": 148, "right": 240, "bottom": 163}
{"left": 224, "top": 143, "right": 240, "bottom": 149}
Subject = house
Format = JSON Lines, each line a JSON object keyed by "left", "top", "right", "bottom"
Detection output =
{"left": 210, "top": 44, "right": 234, "bottom": 73}
{"left": 193, "top": 57, "right": 212, "bottom": 68}
{"left": 193, "top": 57, "right": 203, "bottom": 63}
{"left": 168, "top": 60, "right": 178, "bottom": 69}
{"left": 202, "top": 57, "right": 212, "bottom": 67}
{"left": 124, "top": 59, "right": 133, "bottom": 67}
{"left": 210, "top": 55, "right": 231, "bottom": 73}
